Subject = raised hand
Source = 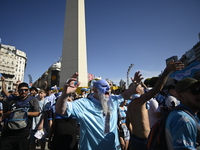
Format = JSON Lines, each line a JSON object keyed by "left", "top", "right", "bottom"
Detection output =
{"left": 16, "top": 80, "right": 21, "bottom": 85}
{"left": 63, "top": 72, "right": 81, "bottom": 94}
{"left": 131, "top": 71, "right": 143, "bottom": 84}
{"left": 166, "top": 60, "right": 184, "bottom": 72}
{"left": 1, "top": 77, "right": 5, "bottom": 81}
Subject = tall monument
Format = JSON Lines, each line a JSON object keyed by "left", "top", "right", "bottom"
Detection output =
{"left": 60, "top": 0, "right": 88, "bottom": 87}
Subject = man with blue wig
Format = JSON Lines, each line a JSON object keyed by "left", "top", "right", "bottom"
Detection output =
{"left": 56, "top": 72, "right": 143, "bottom": 150}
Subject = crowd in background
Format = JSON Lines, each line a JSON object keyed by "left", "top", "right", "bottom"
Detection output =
{"left": 0, "top": 77, "right": 181, "bottom": 150}
{"left": 0, "top": 60, "right": 199, "bottom": 150}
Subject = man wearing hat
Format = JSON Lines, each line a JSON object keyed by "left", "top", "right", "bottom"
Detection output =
{"left": 78, "top": 88, "right": 88, "bottom": 98}
{"left": 164, "top": 84, "right": 180, "bottom": 110}
{"left": 56, "top": 71, "right": 143, "bottom": 150}
{"left": 1, "top": 82, "right": 40, "bottom": 150}
{"left": 165, "top": 77, "right": 200, "bottom": 150}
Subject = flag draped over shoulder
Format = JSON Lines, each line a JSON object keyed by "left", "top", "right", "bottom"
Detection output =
{"left": 169, "top": 61, "right": 200, "bottom": 81}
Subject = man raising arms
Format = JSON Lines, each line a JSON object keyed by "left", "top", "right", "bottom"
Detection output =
{"left": 126, "top": 60, "right": 184, "bottom": 150}
{"left": 56, "top": 71, "right": 143, "bottom": 150}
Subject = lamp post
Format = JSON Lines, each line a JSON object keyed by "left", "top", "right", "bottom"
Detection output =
{"left": 127, "top": 64, "right": 134, "bottom": 87}
{"left": 28, "top": 74, "right": 33, "bottom": 87}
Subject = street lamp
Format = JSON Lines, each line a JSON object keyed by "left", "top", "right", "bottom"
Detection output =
{"left": 127, "top": 64, "right": 134, "bottom": 87}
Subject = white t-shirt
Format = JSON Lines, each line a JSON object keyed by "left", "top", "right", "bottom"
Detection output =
{"left": 148, "top": 98, "right": 161, "bottom": 128}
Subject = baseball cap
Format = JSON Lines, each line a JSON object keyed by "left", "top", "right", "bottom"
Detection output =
{"left": 18, "top": 82, "right": 29, "bottom": 89}
{"left": 175, "top": 77, "right": 200, "bottom": 93}
{"left": 81, "top": 88, "right": 87, "bottom": 92}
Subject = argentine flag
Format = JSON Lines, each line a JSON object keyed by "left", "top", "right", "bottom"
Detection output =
{"left": 169, "top": 61, "right": 200, "bottom": 81}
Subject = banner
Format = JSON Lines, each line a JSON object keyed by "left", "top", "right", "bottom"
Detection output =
{"left": 88, "top": 73, "right": 95, "bottom": 81}
{"left": 169, "top": 61, "right": 200, "bottom": 81}
{"left": 51, "top": 70, "right": 59, "bottom": 87}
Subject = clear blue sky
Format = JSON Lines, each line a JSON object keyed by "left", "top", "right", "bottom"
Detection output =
{"left": 0, "top": 0, "right": 200, "bottom": 86}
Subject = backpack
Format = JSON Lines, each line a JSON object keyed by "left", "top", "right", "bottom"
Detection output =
{"left": 7, "top": 96, "right": 34, "bottom": 130}
{"left": 146, "top": 105, "right": 200, "bottom": 150}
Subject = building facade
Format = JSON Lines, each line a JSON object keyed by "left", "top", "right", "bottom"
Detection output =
{"left": 0, "top": 44, "right": 27, "bottom": 91}
{"left": 179, "top": 40, "right": 200, "bottom": 66}
{"left": 32, "top": 60, "right": 104, "bottom": 89}
{"left": 33, "top": 61, "right": 61, "bottom": 89}
{"left": 166, "top": 33, "right": 200, "bottom": 85}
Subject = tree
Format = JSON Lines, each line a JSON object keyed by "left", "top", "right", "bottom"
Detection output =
{"left": 144, "top": 78, "right": 151, "bottom": 87}
{"left": 149, "top": 77, "right": 159, "bottom": 87}
{"left": 144, "top": 77, "right": 159, "bottom": 87}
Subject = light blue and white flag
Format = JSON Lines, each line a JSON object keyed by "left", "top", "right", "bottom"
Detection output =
{"left": 169, "top": 61, "right": 200, "bottom": 81}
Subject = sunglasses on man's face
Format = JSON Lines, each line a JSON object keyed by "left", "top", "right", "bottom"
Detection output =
{"left": 19, "top": 89, "right": 29, "bottom": 92}
{"left": 189, "top": 87, "right": 200, "bottom": 95}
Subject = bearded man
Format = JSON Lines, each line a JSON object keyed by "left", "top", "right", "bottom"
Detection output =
{"left": 56, "top": 72, "right": 143, "bottom": 150}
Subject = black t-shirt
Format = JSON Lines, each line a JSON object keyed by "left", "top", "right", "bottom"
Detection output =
{"left": 1, "top": 96, "right": 40, "bottom": 140}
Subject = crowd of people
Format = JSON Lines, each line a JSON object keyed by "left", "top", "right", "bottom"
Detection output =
{"left": 0, "top": 60, "right": 200, "bottom": 150}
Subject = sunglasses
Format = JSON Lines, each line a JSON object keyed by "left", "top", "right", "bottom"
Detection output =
{"left": 189, "top": 87, "right": 200, "bottom": 95}
{"left": 19, "top": 89, "right": 29, "bottom": 92}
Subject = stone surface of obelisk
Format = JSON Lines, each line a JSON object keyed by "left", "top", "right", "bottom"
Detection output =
{"left": 60, "top": 0, "right": 88, "bottom": 87}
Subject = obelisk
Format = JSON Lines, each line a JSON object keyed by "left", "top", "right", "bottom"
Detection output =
{"left": 60, "top": 0, "right": 88, "bottom": 87}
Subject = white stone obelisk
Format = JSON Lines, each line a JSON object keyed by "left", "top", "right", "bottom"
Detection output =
{"left": 60, "top": 0, "right": 88, "bottom": 87}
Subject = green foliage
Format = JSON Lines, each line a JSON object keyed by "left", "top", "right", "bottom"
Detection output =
{"left": 144, "top": 78, "right": 151, "bottom": 87}
{"left": 144, "top": 77, "right": 159, "bottom": 87}
{"left": 149, "top": 77, "right": 159, "bottom": 87}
